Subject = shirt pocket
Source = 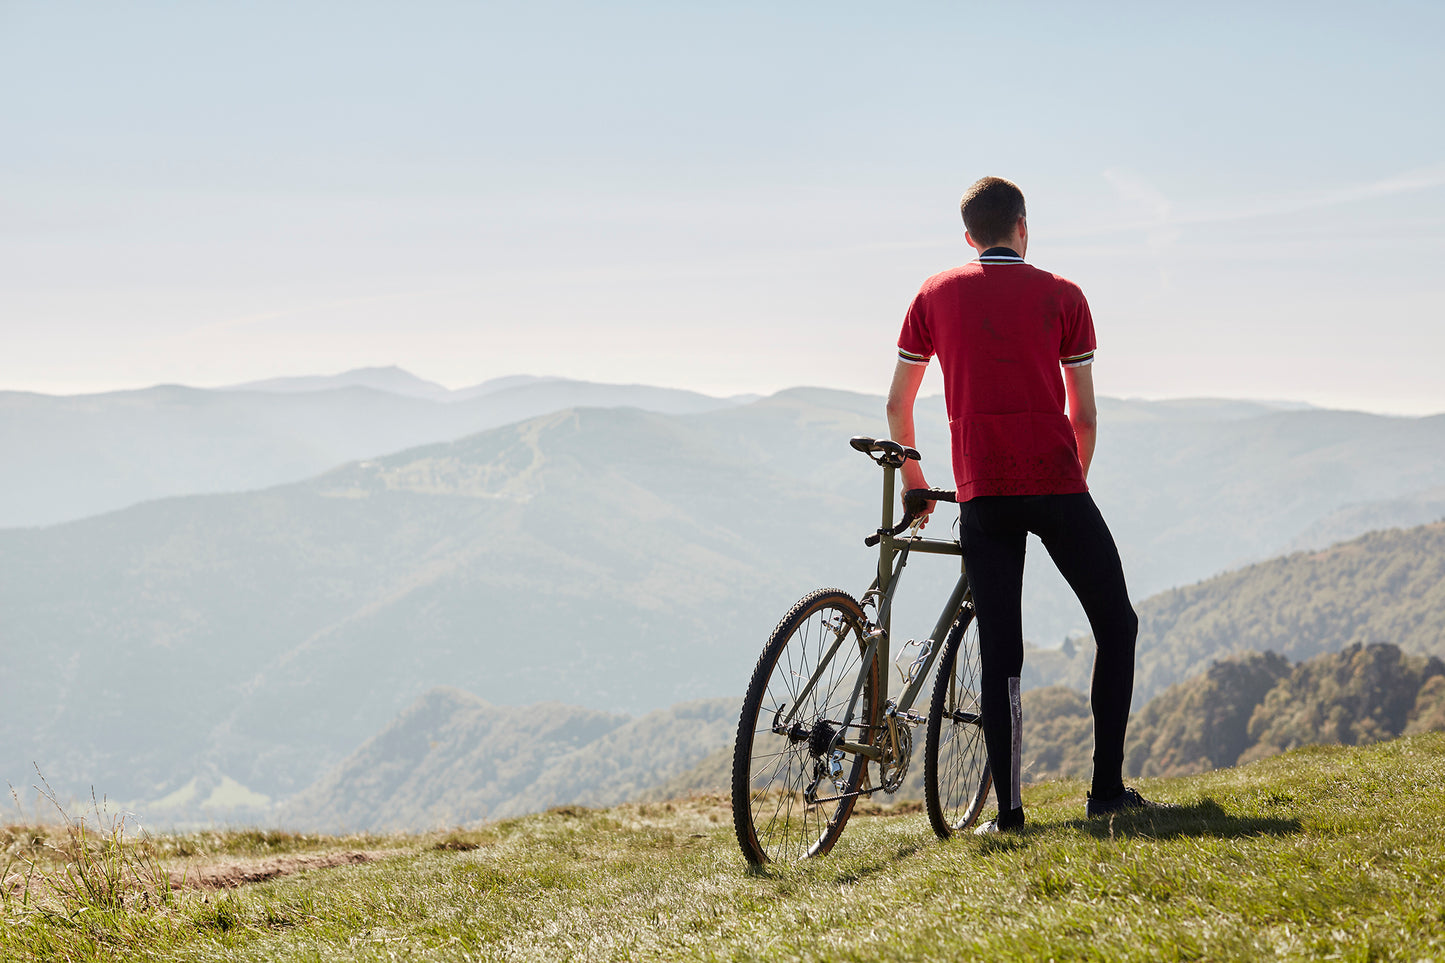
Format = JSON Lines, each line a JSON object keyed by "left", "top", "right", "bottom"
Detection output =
{"left": 961, "top": 411, "right": 1036, "bottom": 460}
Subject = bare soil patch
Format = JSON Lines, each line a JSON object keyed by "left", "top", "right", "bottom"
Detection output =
{"left": 171, "top": 849, "right": 402, "bottom": 890}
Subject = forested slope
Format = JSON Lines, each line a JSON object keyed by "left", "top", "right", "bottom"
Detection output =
{"left": 1020, "top": 643, "right": 1444, "bottom": 784}
{"left": 1035, "top": 521, "right": 1445, "bottom": 703}
{"left": 1136, "top": 522, "right": 1445, "bottom": 699}
{"left": 279, "top": 690, "right": 737, "bottom": 832}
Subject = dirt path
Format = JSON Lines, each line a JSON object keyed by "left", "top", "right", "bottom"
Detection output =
{"left": 2, "top": 849, "right": 407, "bottom": 899}
{"left": 171, "top": 849, "right": 404, "bottom": 890}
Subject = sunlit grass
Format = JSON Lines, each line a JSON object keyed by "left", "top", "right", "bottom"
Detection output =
{"left": 5, "top": 734, "right": 1445, "bottom": 961}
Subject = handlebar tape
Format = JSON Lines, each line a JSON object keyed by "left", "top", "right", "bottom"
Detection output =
{"left": 902, "top": 487, "right": 957, "bottom": 514}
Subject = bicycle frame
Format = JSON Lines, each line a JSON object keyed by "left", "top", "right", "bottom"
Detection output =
{"left": 780, "top": 458, "right": 969, "bottom": 768}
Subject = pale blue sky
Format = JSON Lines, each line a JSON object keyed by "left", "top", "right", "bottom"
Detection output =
{"left": 3, "top": 1, "right": 1443, "bottom": 411}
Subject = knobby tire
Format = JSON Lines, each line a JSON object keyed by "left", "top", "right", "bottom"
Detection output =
{"left": 923, "top": 605, "right": 992, "bottom": 838}
{"left": 731, "top": 589, "right": 880, "bottom": 865}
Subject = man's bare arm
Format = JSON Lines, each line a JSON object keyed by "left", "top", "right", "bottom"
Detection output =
{"left": 1063, "top": 362, "right": 1098, "bottom": 479}
{"left": 885, "top": 359, "right": 931, "bottom": 511}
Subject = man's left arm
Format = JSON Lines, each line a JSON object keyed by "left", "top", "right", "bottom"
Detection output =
{"left": 886, "top": 359, "right": 933, "bottom": 519}
{"left": 1063, "top": 363, "right": 1097, "bottom": 478}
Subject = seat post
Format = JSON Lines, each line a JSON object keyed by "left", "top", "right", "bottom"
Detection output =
{"left": 878, "top": 464, "right": 896, "bottom": 638}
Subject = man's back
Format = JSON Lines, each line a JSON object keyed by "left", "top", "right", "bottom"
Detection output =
{"left": 898, "top": 250, "right": 1095, "bottom": 500}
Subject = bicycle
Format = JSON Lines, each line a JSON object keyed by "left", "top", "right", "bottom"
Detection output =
{"left": 731, "top": 436, "right": 992, "bottom": 865}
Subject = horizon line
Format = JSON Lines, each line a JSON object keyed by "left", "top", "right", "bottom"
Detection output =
{"left": 2, "top": 368, "right": 1442, "bottom": 419}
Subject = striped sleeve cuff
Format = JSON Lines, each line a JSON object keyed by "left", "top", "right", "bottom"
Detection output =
{"left": 1060, "top": 350, "right": 1095, "bottom": 368}
{"left": 898, "top": 347, "right": 932, "bottom": 366}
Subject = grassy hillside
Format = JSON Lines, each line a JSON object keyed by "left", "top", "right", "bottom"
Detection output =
{"left": 5, "top": 734, "right": 1444, "bottom": 961}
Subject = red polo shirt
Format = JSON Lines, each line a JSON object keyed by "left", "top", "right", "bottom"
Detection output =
{"left": 897, "top": 248, "right": 1096, "bottom": 501}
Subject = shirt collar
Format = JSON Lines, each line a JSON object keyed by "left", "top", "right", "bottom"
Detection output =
{"left": 977, "top": 246, "right": 1024, "bottom": 263}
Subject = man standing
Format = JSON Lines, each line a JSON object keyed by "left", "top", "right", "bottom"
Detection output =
{"left": 885, "top": 176, "right": 1162, "bottom": 833}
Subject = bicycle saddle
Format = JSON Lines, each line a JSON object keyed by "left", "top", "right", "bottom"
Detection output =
{"left": 849, "top": 435, "right": 921, "bottom": 468}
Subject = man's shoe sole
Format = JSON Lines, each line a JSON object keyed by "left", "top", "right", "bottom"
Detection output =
{"left": 1086, "top": 788, "right": 1177, "bottom": 818}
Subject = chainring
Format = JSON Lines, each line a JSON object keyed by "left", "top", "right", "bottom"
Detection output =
{"left": 880, "top": 722, "right": 913, "bottom": 794}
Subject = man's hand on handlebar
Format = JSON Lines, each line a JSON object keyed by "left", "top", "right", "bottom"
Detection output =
{"left": 901, "top": 464, "right": 935, "bottom": 529}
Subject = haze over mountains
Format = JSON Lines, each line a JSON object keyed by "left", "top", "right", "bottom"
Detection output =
{"left": 225, "top": 366, "right": 530, "bottom": 400}
{"left": 0, "top": 367, "right": 755, "bottom": 529}
{"left": 3, "top": 368, "right": 1444, "bottom": 825}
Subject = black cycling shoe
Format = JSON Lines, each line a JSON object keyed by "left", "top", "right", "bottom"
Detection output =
{"left": 1086, "top": 786, "right": 1175, "bottom": 817}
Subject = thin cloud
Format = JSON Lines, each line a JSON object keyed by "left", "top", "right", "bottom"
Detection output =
{"left": 1065, "top": 163, "right": 1445, "bottom": 241}
{"left": 1103, "top": 168, "right": 1173, "bottom": 224}
{"left": 176, "top": 290, "right": 432, "bottom": 340}
{"left": 1181, "top": 163, "right": 1445, "bottom": 225}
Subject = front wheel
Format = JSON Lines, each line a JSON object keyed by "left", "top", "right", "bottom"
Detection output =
{"left": 732, "top": 589, "right": 880, "bottom": 865}
{"left": 924, "top": 604, "right": 992, "bottom": 838}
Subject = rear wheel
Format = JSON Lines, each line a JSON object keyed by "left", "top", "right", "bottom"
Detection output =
{"left": 732, "top": 589, "right": 881, "bottom": 865}
{"left": 924, "top": 605, "right": 992, "bottom": 838}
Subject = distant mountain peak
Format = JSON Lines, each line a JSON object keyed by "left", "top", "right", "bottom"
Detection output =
{"left": 227, "top": 366, "right": 453, "bottom": 400}
{"left": 451, "top": 374, "right": 564, "bottom": 400}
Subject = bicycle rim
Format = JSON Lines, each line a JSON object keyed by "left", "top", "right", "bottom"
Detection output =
{"left": 924, "top": 606, "right": 992, "bottom": 838}
{"left": 731, "top": 589, "right": 879, "bottom": 865}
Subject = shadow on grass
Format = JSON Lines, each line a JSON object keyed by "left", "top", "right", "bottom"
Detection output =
{"left": 1061, "top": 798, "right": 1302, "bottom": 841}
{"left": 830, "top": 840, "right": 928, "bottom": 885}
{"left": 740, "top": 798, "right": 1300, "bottom": 879}
{"left": 739, "top": 841, "right": 931, "bottom": 884}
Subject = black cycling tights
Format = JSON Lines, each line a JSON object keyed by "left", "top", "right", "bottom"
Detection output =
{"left": 959, "top": 492, "right": 1138, "bottom": 826}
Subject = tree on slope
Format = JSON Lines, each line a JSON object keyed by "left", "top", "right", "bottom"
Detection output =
{"left": 1241, "top": 643, "right": 1444, "bottom": 763}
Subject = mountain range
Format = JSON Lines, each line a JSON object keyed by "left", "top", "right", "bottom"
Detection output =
{"left": 4, "top": 371, "right": 1445, "bottom": 823}
{"left": 0, "top": 369, "right": 753, "bottom": 529}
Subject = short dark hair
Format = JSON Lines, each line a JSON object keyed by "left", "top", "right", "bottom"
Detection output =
{"left": 960, "top": 176, "right": 1026, "bottom": 247}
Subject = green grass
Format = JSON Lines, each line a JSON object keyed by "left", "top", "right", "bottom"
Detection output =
{"left": 6, "top": 733, "right": 1445, "bottom": 961}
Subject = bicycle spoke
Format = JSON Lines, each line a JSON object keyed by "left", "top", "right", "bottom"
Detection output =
{"left": 734, "top": 591, "right": 878, "bottom": 864}
{"left": 925, "top": 610, "right": 991, "bottom": 838}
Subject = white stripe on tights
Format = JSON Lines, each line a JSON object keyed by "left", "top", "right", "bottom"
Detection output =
{"left": 1009, "top": 676, "right": 1023, "bottom": 810}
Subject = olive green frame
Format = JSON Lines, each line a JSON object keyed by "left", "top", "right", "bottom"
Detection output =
{"left": 778, "top": 458, "right": 970, "bottom": 785}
